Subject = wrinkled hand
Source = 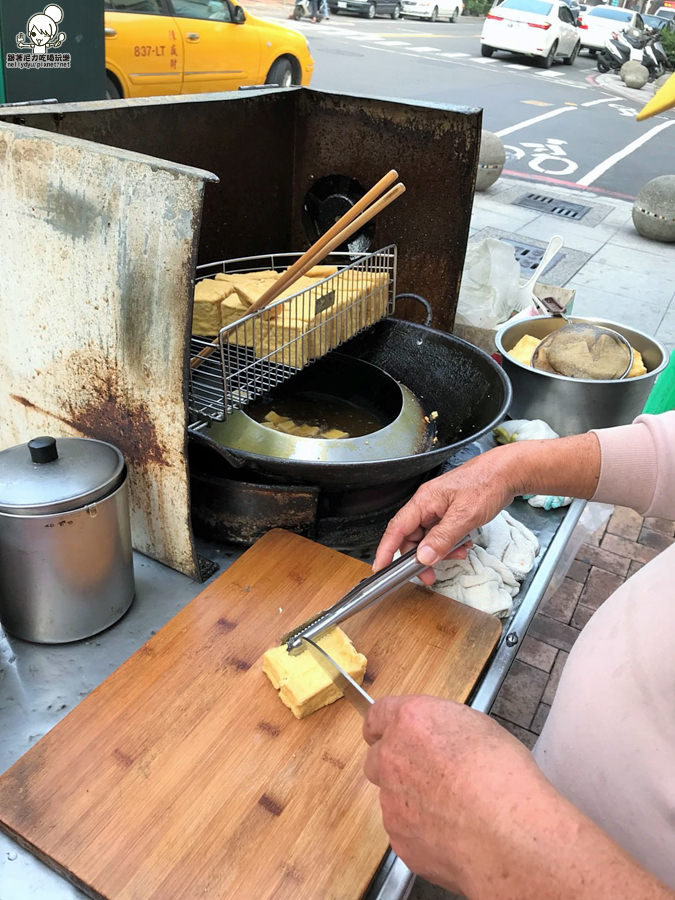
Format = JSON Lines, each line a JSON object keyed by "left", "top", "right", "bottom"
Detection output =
{"left": 363, "top": 695, "right": 544, "bottom": 896}
{"left": 374, "top": 447, "right": 517, "bottom": 584}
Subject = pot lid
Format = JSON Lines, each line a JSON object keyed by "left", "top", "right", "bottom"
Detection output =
{"left": 0, "top": 436, "right": 126, "bottom": 516}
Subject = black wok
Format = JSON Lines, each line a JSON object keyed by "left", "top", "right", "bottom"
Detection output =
{"left": 189, "top": 318, "right": 512, "bottom": 489}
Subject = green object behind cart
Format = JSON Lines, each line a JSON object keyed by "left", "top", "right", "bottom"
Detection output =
{"left": 643, "top": 350, "right": 675, "bottom": 415}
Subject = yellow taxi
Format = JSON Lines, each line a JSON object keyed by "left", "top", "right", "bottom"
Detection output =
{"left": 104, "top": 0, "right": 314, "bottom": 98}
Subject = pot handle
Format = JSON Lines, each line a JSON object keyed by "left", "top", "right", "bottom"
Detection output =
{"left": 188, "top": 425, "right": 248, "bottom": 469}
{"left": 28, "top": 436, "right": 58, "bottom": 464}
{"left": 394, "top": 293, "right": 433, "bottom": 327}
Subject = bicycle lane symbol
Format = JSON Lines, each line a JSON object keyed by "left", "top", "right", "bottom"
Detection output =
{"left": 504, "top": 137, "right": 578, "bottom": 176}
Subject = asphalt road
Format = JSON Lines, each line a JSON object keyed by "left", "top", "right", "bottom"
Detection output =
{"left": 264, "top": 10, "right": 675, "bottom": 198}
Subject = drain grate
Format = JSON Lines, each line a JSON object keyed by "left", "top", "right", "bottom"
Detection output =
{"left": 499, "top": 237, "right": 564, "bottom": 275}
{"left": 513, "top": 192, "right": 591, "bottom": 221}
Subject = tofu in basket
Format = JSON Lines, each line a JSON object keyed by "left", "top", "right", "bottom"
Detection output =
{"left": 191, "top": 264, "right": 390, "bottom": 368}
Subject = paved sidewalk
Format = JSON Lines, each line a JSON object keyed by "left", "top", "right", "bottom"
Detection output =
{"left": 470, "top": 175, "right": 675, "bottom": 352}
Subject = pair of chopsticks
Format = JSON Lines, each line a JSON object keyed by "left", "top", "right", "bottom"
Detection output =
{"left": 246, "top": 169, "right": 405, "bottom": 314}
{"left": 190, "top": 170, "right": 405, "bottom": 370}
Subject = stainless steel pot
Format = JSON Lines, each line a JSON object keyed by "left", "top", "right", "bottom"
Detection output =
{"left": 0, "top": 436, "right": 135, "bottom": 643}
{"left": 495, "top": 316, "right": 667, "bottom": 436}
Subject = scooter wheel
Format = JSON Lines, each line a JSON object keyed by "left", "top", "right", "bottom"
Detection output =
{"left": 596, "top": 58, "right": 609, "bottom": 73}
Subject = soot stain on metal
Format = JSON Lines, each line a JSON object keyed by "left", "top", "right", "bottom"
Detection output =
{"left": 46, "top": 182, "right": 103, "bottom": 241}
{"left": 258, "top": 793, "right": 284, "bottom": 817}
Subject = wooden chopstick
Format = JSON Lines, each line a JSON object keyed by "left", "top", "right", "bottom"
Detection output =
{"left": 246, "top": 169, "right": 400, "bottom": 315}
{"left": 269, "top": 182, "right": 406, "bottom": 299}
{"left": 190, "top": 173, "right": 405, "bottom": 371}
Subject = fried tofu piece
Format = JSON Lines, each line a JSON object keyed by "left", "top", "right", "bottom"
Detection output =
{"left": 192, "top": 279, "right": 238, "bottom": 336}
{"left": 321, "top": 428, "right": 349, "bottom": 439}
{"left": 507, "top": 334, "right": 542, "bottom": 367}
{"left": 302, "top": 265, "right": 339, "bottom": 279}
{"left": 289, "top": 424, "right": 321, "bottom": 438}
{"left": 262, "top": 627, "right": 367, "bottom": 719}
{"left": 627, "top": 347, "right": 647, "bottom": 378}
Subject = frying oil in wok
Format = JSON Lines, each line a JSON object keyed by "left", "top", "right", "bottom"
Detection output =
{"left": 249, "top": 391, "right": 387, "bottom": 439}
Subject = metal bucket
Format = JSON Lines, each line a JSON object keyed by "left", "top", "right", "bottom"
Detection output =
{"left": 495, "top": 316, "right": 668, "bottom": 436}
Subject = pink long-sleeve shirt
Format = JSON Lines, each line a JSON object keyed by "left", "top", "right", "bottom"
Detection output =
{"left": 532, "top": 412, "right": 675, "bottom": 888}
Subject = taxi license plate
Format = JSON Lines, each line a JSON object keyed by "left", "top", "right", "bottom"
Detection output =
{"left": 338, "top": 2, "right": 347, "bottom": 6}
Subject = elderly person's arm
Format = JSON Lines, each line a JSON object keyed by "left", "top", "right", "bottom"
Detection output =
{"left": 363, "top": 695, "right": 674, "bottom": 899}
{"left": 374, "top": 412, "right": 675, "bottom": 580}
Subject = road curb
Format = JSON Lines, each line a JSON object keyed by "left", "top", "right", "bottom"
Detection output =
{"left": 593, "top": 71, "right": 658, "bottom": 107}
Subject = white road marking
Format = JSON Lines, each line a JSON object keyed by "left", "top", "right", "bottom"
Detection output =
{"left": 380, "top": 40, "right": 412, "bottom": 45}
{"left": 439, "top": 51, "right": 471, "bottom": 56}
{"left": 535, "top": 70, "right": 562, "bottom": 77}
{"left": 576, "top": 120, "right": 675, "bottom": 186}
{"left": 505, "top": 63, "right": 530, "bottom": 69}
{"left": 581, "top": 96, "right": 615, "bottom": 107}
{"left": 407, "top": 45, "right": 442, "bottom": 51}
{"left": 473, "top": 57, "right": 496, "bottom": 63}
{"left": 495, "top": 105, "right": 576, "bottom": 137}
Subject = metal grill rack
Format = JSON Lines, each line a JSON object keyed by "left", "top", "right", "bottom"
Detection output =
{"left": 189, "top": 246, "right": 397, "bottom": 421}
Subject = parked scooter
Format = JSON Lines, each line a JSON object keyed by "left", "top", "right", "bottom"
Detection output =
{"left": 597, "top": 28, "right": 665, "bottom": 80}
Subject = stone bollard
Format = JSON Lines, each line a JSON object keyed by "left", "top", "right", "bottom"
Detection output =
{"left": 632, "top": 175, "right": 675, "bottom": 242}
{"left": 653, "top": 73, "right": 670, "bottom": 94}
{"left": 620, "top": 60, "right": 649, "bottom": 90}
{"left": 476, "top": 131, "right": 506, "bottom": 192}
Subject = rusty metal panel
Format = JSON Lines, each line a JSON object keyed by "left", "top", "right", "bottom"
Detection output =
{"left": 294, "top": 91, "right": 482, "bottom": 333}
{"left": 1, "top": 89, "right": 481, "bottom": 331}
{"left": 0, "top": 121, "right": 217, "bottom": 580}
{"left": 1, "top": 90, "right": 298, "bottom": 267}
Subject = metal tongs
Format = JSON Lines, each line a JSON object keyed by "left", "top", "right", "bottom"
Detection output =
{"left": 280, "top": 536, "right": 469, "bottom": 655}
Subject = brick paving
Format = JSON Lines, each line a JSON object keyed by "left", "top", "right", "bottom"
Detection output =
{"left": 488, "top": 504, "right": 675, "bottom": 749}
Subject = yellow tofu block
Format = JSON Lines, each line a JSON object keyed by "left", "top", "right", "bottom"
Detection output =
{"left": 229, "top": 266, "right": 389, "bottom": 366}
{"left": 262, "top": 627, "right": 368, "bottom": 719}
{"left": 220, "top": 304, "right": 247, "bottom": 329}
{"left": 193, "top": 299, "right": 223, "bottom": 336}
{"left": 214, "top": 272, "right": 281, "bottom": 307}
{"left": 302, "top": 265, "right": 339, "bottom": 279}
{"left": 507, "top": 334, "right": 542, "bottom": 367}
{"left": 289, "top": 424, "right": 321, "bottom": 438}
{"left": 193, "top": 278, "right": 237, "bottom": 336}
{"left": 264, "top": 410, "right": 291, "bottom": 424}
{"left": 321, "top": 428, "right": 349, "bottom": 440}
{"left": 194, "top": 278, "right": 233, "bottom": 301}
{"left": 627, "top": 347, "right": 647, "bottom": 378}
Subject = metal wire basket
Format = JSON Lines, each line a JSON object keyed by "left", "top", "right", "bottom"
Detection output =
{"left": 189, "top": 246, "right": 397, "bottom": 421}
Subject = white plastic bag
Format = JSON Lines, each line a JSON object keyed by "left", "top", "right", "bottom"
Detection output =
{"left": 455, "top": 239, "right": 525, "bottom": 329}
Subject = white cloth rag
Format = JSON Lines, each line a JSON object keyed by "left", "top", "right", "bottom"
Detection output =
{"left": 493, "top": 418, "right": 573, "bottom": 510}
{"left": 427, "top": 510, "right": 539, "bottom": 618}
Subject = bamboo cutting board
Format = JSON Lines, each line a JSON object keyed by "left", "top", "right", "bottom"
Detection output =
{"left": 0, "top": 529, "right": 500, "bottom": 900}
